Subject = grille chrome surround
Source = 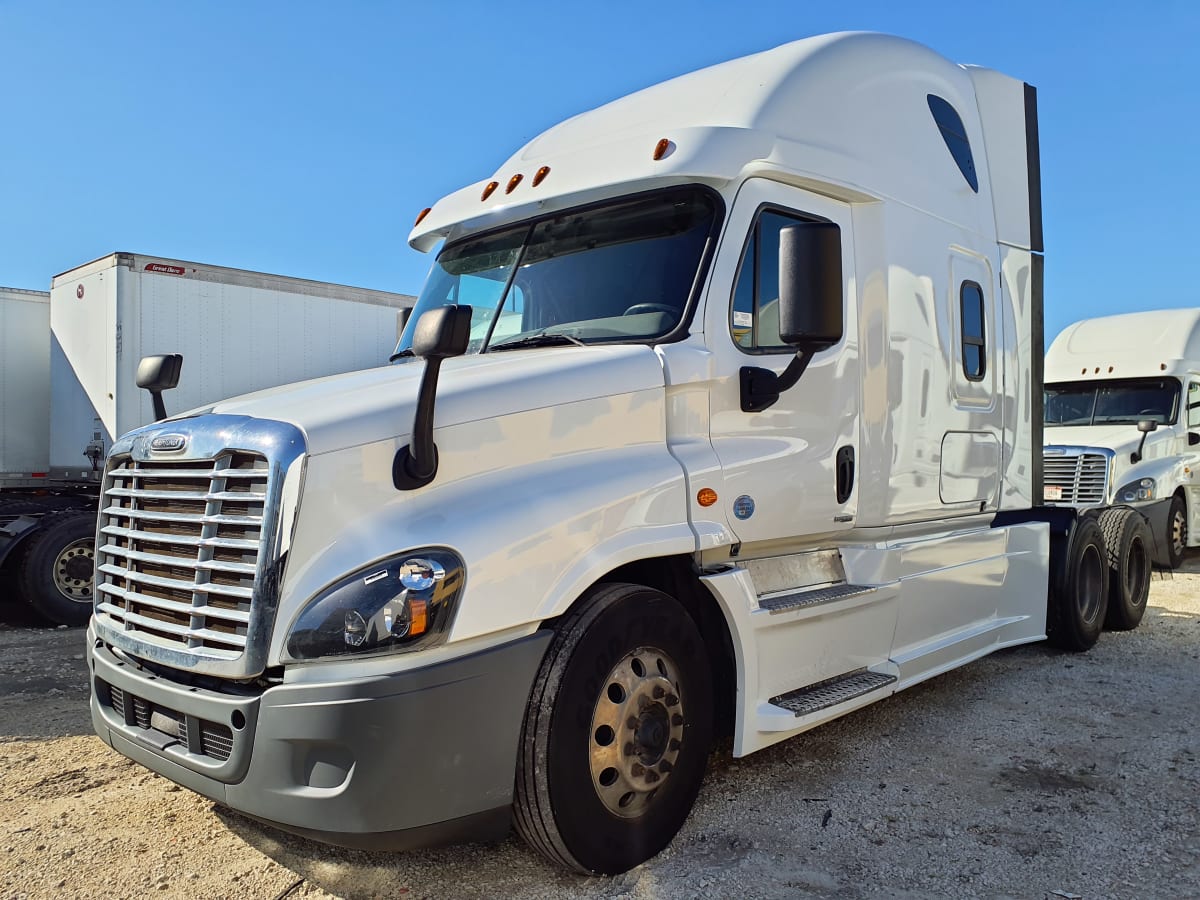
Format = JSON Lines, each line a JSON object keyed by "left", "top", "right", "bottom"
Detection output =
{"left": 92, "top": 416, "right": 306, "bottom": 679}
{"left": 1043, "top": 445, "right": 1113, "bottom": 507}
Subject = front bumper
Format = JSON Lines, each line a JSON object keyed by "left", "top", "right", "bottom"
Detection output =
{"left": 87, "top": 624, "right": 552, "bottom": 849}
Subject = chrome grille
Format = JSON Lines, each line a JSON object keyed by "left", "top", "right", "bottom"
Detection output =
{"left": 1044, "top": 451, "right": 1109, "bottom": 506}
{"left": 95, "top": 452, "right": 268, "bottom": 661}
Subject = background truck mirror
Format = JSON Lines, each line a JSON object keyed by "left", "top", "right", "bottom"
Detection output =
{"left": 778, "top": 222, "right": 843, "bottom": 350}
{"left": 135, "top": 354, "right": 183, "bottom": 422}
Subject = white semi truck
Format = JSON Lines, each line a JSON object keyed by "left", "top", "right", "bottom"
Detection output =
{"left": 0, "top": 253, "right": 413, "bottom": 625}
{"left": 86, "top": 34, "right": 1137, "bottom": 874}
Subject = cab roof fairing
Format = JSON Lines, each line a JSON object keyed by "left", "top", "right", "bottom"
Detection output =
{"left": 409, "top": 32, "right": 1011, "bottom": 254}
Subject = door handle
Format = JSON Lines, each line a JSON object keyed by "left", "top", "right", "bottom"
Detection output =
{"left": 836, "top": 446, "right": 855, "bottom": 504}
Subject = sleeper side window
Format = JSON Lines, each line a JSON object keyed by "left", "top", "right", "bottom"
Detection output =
{"left": 960, "top": 281, "right": 986, "bottom": 381}
{"left": 730, "top": 209, "right": 829, "bottom": 353}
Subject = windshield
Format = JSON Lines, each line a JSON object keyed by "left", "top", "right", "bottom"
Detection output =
{"left": 1044, "top": 378, "right": 1181, "bottom": 426}
{"left": 393, "top": 187, "right": 718, "bottom": 357}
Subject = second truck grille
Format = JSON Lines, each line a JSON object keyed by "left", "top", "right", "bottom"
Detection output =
{"left": 1044, "top": 452, "right": 1109, "bottom": 506}
{"left": 95, "top": 452, "right": 269, "bottom": 661}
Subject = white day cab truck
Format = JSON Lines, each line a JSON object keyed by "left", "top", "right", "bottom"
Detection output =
{"left": 85, "top": 34, "right": 1150, "bottom": 874}
{"left": 1043, "top": 308, "right": 1200, "bottom": 573}
{"left": 0, "top": 254, "right": 412, "bottom": 625}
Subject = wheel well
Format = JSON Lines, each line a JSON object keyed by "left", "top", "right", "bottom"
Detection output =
{"left": 544, "top": 555, "right": 738, "bottom": 739}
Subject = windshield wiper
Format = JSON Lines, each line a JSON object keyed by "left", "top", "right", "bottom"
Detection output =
{"left": 488, "top": 333, "right": 585, "bottom": 352}
{"left": 389, "top": 348, "right": 415, "bottom": 362}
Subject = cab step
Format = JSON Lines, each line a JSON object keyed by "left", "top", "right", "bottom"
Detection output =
{"left": 759, "top": 582, "right": 876, "bottom": 614}
{"left": 769, "top": 669, "right": 897, "bottom": 717}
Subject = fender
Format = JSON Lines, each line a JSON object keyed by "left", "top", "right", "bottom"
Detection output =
{"left": 0, "top": 514, "right": 43, "bottom": 570}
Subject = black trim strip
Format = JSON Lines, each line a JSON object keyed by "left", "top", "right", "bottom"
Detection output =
{"left": 1031, "top": 252, "right": 1045, "bottom": 504}
{"left": 1024, "top": 83, "right": 1044, "bottom": 253}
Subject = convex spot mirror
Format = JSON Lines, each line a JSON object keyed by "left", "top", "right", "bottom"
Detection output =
{"left": 1137, "top": 420, "right": 1158, "bottom": 434}
{"left": 778, "top": 222, "right": 843, "bottom": 351}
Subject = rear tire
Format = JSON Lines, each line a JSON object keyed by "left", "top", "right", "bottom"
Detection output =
{"left": 1047, "top": 516, "right": 1108, "bottom": 652}
{"left": 513, "top": 583, "right": 713, "bottom": 874}
{"left": 1099, "top": 507, "right": 1152, "bottom": 630}
{"left": 17, "top": 509, "right": 97, "bottom": 626}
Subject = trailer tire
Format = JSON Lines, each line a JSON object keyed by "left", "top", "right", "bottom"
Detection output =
{"left": 1164, "top": 493, "right": 1187, "bottom": 569}
{"left": 17, "top": 509, "right": 97, "bottom": 627}
{"left": 1098, "top": 507, "right": 1152, "bottom": 630}
{"left": 513, "top": 583, "right": 713, "bottom": 875}
{"left": 1046, "top": 517, "right": 1108, "bottom": 652}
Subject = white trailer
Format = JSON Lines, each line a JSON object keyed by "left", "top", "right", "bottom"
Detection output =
{"left": 1043, "top": 308, "right": 1200, "bottom": 569}
{"left": 0, "top": 253, "right": 413, "bottom": 625}
{"left": 0, "top": 288, "right": 50, "bottom": 488}
{"left": 87, "top": 34, "right": 1124, "bottom": 875}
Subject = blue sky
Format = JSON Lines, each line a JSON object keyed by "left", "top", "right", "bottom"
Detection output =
{"left": 1, "top": 1, "right": 1196, "bottom": 340}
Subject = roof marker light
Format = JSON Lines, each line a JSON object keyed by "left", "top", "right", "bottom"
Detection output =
{"left": 414, "top": 207, "right": 432, "bottom": 227}
{"left": 653, "top": 138, "right": 673, "bottom": 161}
{"left": 532, "top": 166, "right": 551, "bottom": 187}
{"left": 506, "top": 173, "right": 523, "bottom": 194}
{"left": 1108, "top": 366, "right": 1114, "bottom": 373}
{"left": 481, "top": 181, "right": 499, "bottom": 201}
{"left": 1161, "top": 363, "right": 1168, "bottom": 371}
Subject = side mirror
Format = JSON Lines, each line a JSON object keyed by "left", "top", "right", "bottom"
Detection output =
{"left": 1132, "top": 419, "right": 1159, "bottom": 463}
{"left": 778, "top": 222, "right": 844, "bottom": 350}
{"left": 393, "top": 305, "right": 472, "bottom": 490}
{"left": 136, "top": 354, "right": 183, "bottom": 422}
{"left": 741, "top": 222, "right": 843, "bottom": 412}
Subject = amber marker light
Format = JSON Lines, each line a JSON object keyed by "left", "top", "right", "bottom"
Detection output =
{"left": 414, "top": 207, "right": 432, "bottom": 227}
{"left": 409, "top": 598, "right": 428, "bottom": 636}
{"left": 532, "top": 166, "right": 551, "bottom": 187}
{"left": 653, "top": 138, "right": 673, "bottom": 160}
{"left": 697, "top": 488, "right": 718, "bottom": 507}
{"left": 506, "top": 173, "right": 524, "bottom": 194}
{"left": 481, "top": 181, "right": 499, "bottom": 201}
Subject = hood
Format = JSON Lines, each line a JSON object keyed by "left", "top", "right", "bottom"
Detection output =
{"left": 180, "top": 345, "right": 667, "bottom": 455}
{"left": 1044, "top": 423, "right": 1169, "bottom": 456}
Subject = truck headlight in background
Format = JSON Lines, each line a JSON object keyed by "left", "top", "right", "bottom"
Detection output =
{"left": 284, "top": 550, "right": 465, "bottom": 661}
{"left": 1117, "top": 478, "right": 1156, "bottom": 503}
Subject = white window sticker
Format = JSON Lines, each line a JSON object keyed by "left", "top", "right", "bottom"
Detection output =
{"left": 1043, "top": 484, "right": 1063, "bottom": 501}
{"left": 733, "top": 310, "right": 753, "bottom": 328}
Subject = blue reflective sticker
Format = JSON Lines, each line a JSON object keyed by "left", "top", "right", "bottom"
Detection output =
{"left": 733, "top": 495, "right": 755, "bottom": 520}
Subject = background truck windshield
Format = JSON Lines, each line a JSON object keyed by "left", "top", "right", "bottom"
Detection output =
{"left": 1044, "top": 378, "right": 1181, "bottom": 426}
{"left": 394, "top": 187, "right": 718, "bottom": 356}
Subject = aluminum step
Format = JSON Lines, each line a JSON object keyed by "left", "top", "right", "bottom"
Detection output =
{"left": 759, "top": 582, "right": 877, "bottom": 614}
{"left": 770, "top": 669, "right": 897, "bottom": 717}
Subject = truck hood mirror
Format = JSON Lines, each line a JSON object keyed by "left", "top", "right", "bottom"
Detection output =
{"left": 1132, "top": 419, "right": 1158, "bottom": 463}
{"left": 741, "top": 222, "right": 843, "bottom": 412}
{"left": 393, "top": 305, "right": 473, "bottom": 490}
{"left": 136, "top": 354, "right": 183, "bottom": 422}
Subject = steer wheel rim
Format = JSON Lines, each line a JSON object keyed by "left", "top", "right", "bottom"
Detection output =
{"left": 1172, "top": 508, "right": 1187, "bottom": 557}
{"left": 53, "top": 539, "right": 95, "bottom": 602}
{"left": 588, "top": 646, "right": 685, "bottom": 819}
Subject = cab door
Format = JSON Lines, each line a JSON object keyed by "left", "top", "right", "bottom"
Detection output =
{"left": 702, "top": 179, "right": 859, "bottom": 551}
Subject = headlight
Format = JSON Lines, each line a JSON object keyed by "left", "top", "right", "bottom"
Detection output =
{"left": 284, "top": 549, "right": 465, "bottom": 661}
{"left": 1116, "top": 478, "right": 1155, "bottom": 503}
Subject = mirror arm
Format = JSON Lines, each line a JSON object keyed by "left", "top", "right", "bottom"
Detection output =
{"left": 739, "top": 349, "right": 814, "bottom": 413}
{"left": 150, "top": 391, "right": 168, "bottom": 423}
{"left": 393, "top": 357, "right": 444, "bottom": 490}
{"left": 1131, "top": 433, "right": 1148, "bottom": 465}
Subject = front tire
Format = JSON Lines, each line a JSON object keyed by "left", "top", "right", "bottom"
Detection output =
{"left": 513, "top": 583, "right": 713, "bottom": 874}
{"left": 17, "top": 509, "right": 97, "bottom": 626}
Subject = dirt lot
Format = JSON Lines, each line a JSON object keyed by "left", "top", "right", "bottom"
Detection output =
{"left": 2, "top": 561, "right": 1197, "bottom": 900}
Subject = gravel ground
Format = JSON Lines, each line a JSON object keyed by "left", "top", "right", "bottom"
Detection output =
{"left": 1, "top": 560, "right": 1197, "bottom": 900}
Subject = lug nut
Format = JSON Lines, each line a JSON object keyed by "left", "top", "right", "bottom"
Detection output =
{"left": 653, "top": 685, "right": 666, "bottom": 699}
{"left": 659, "top": 760, "right": 673, "bottom": 773}
{"left": 631, "top": 763, "right": 645, "bottom": 777}
{"left": 665, "top": 694, "right": 679, "bottom": 707}
{"left": 624, "top": 742, "right": 637, "bottom": 757}
{"left": 669, "top": 738, "right": 681, "bottom": 751}
{"left": 645, "top": 770, "right": 660, "bottom": 784}
{"left": 672, "top": 713, "right": 684, "bottom": 726}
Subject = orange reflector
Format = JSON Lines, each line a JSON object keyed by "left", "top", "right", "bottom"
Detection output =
{"left": 532, "top": 166, "right": 551, "bottom": 187}
{"left": 1094, "top": 367, "right": 1100, "bottom": 374}
{"left": 1108, "top": 366, "right": 1113, "bottom": 373}
{"left": 1081, "top": 368, "right": 1086, "bottom": 375}
{"left": 481, "top": 181, "right": 499, "bottom": 201}
{"left": 506, "top": 173, "right": 523, "bottom": 194}
{"left": 653, "top": 138, "right": 673, "bottom": 161}
{"left": 697, "top": 488, "right": 718, "bottom": 507}
{"left": 409, "top": 599, "right": 428, "bottom": 636}
{"left": 414, "top": 207, "right": 432, "bottom": 227}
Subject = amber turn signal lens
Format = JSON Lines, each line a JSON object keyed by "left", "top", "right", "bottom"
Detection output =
{"left": 414, "top": 207, "right": 432, "bottom": 227}
{"left": 481, "top": 181, "right": 499, "bottom": 201}
{"left": 532, "top": 166, "right": 550, "bottom": 187}
{"left": 409, "top": 599, "right": 428, "bottom": 636}
{"left": 653, "top": 138, "right": 673, "bottom": 161}
{"left": 506, "top": 173, "right": 523, "bottom": 194}
{"left": 697, "top": 488, "right": 718, "bottom": 507}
